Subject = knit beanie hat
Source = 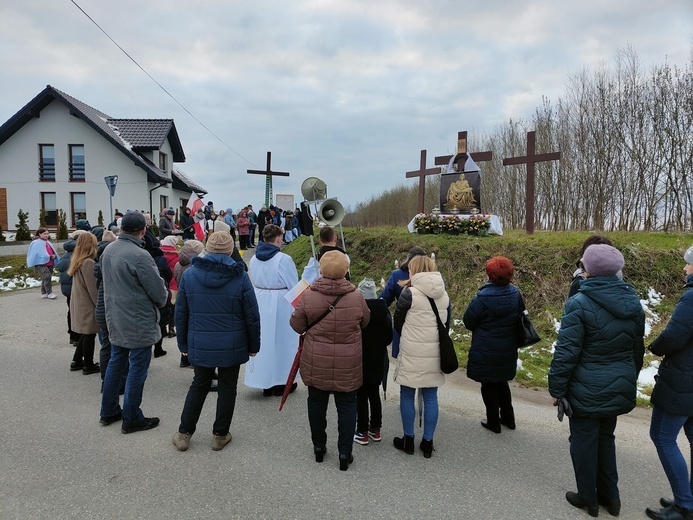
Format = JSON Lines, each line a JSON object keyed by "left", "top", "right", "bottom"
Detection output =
{"left": 358, "top": 278, "right": 377, "bottom": 299}
{"left": 206, "top": 232, "right": 234, "bottom": 256}
{"left": 213, "top": 220, "right": 230, "bottom": 233}
{"left": 684, "top": 245, "right": 693, "bottom": 264}
{"left": 162, "top": 235, "right": 179, "bottom": 247}
{"left": 581, "top": 244, "right": 624, "bottom": 277}
{"left": 68, "top": 229, "right": 88, "bottom": 240}
{"left": 319, "top": 250, "right": 349, "bottom": 279}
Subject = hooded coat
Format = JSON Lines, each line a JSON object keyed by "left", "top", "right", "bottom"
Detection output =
{"left": 463, "top": 283, "right": 521, "bottom": 383}
{"left": 290, "top": 278, "right": 370, "bottom": 393}
{"left": 175, "top": 254, "right": 260, "bottom": 367}
{"left": 57, "top": 238, "right": 77, "bottom": 297}
{"left": 649, "top": 273, "right": 693, "bottom": 416}
{"left": 361, "top": 299, "right": 393, "bottom": 385}
{"left": 393, "top": 271, "right": 450, "bottom": 388}
{"left": 549, "top": 276, "right": 645, "bottom": 418}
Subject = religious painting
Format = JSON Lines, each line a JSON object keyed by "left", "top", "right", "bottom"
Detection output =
{"left": 440, "top": 172, "right": 481, "bottom": 213}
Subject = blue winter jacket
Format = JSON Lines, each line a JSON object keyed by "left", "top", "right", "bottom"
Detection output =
{"left": 463, "top": 283, "right": 521, "bottom": 383}
{"left": 175, "top": 253, "right": 261, "bottom": 368}
{"left": 549, "top": 276, "right": 645, "bottom": 418}
{"left": 57, "top": 239, "right": 77, "bottom": 297}
{"left": 380, "top": 267, "right": 409, "bottom": 357}
{"left": 649, "top": 274, "right": 693, "bottom": 416}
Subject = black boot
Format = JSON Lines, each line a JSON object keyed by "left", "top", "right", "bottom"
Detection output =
{"left": 598, "top": 495, "right": 621, "bottom": 517}
{"left": 153, "top": 340, "right": 166, "bottom": 358}
{"left": 393, "top": 435, "right": 415, "bottom": 455}
{"left": 419, "top": 438, "right": 434, "bottom": 458}
{"left": 566, "top": 491, "right": 599, "bottom": 518}
{"left": 481, "top": 419, "right": 501, "bottom": 434}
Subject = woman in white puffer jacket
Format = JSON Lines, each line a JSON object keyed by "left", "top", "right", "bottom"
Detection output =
{"left": 393, "top": 255, "right": 450, "bottom": 458}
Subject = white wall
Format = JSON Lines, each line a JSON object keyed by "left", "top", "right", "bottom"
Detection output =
{"left": 0, "top": 100, "right": 186, "bottom": 230}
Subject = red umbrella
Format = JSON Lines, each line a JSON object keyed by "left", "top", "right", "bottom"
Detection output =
{"left": 279, "top": 336, "right": 304, "bottom": 411}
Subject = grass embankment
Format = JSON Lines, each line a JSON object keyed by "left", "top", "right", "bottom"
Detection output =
{"left": 284, "top": 228, "right": 692, "bottom": 402}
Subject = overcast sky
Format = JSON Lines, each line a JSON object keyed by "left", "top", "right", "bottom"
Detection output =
{"left": 1, "top": 1, "right": 691, "bottom": 212}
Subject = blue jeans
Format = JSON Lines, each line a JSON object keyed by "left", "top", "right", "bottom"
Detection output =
{"left": 568, "top": 415, "right": 619, "bottom": 504}
{"left": 100, "top": 344, "right": 152, "bottom": 425}
{"left": 180, "top": 365, "right": 240, "bottom": 436}
{"left": 248, "top": 225, "right": 255, "bottom": 245}
{"left": 650, "top": 406, "right": 693, "bottom": 509}
{"left": 400, "top": 386, "right": 438, "bottom": 441}
{"left": 307, "top": 386, "right": 357, "bottom": 457}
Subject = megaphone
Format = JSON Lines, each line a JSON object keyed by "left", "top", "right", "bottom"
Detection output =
{"left": 318, "top": 199, "right": 344, "bottom": 226}
{"left": 301, "top": 177, "right": 327, "bottom": 202}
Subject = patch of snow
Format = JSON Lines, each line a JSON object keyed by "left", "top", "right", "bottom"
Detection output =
{"left": 640, "top": 288, "right": 663, "bottom": 338}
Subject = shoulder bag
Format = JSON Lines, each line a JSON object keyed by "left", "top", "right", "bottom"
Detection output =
{"left": 517, "top": 291, "right": 541, "bottom": 348}
{"left": 426, "top": 297, "right": 458, "bottom": 374}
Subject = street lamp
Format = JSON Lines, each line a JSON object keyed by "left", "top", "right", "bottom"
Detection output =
{"left": 104, "top": 176, "right": 118, "bottom": 223}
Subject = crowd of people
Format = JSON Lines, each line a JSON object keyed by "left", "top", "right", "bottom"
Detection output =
{"left": 26, "top": 210, "right": 693, "bottom": 517}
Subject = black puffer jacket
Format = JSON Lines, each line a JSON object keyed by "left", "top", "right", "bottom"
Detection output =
{"left": 549, "top": 276, "right": 645, "bottom": 418}
{"left": 361, "top": 299, "right": 393, "bottom": 385}
{"left": 649, "top": 274, "right": 693, "bottom": 416}
{"left": 57, "top": 239, "right": 77, "bottom": 297}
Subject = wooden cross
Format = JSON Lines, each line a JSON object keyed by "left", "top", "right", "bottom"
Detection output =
{"left": 406, "top": 150, "right": 440, "bottom": 214}
{"left": 502, "top": 130, "right": 561, "bottom": 234}
{"left": 434, "top": 131, "right": 493, "bottom": 169}
{"left": 247, "top": 151, "right": 290, "bottom": 208}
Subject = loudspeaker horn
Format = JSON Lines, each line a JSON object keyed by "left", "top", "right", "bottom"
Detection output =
{"left": 318, "top": 199, "right": 344, "bottom": 226}
{"left": 301, "top": 177, "right": 327, "bottom": 202}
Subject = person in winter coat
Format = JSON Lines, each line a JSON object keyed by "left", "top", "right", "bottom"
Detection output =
{"left": 180, "top": 207, "right": 195, "bottom": 241}
{"left": 57, "top": 229, "right": 88, "bottom": 345}
{"left": 645, "top": 245, "right": 693, "bottom": 520}
{"left": 257, "top": 206, "right": 271, "bottom": 241}
{"left": 172, "top": 232, "right": 261, "bottom": 452}
{"left": 94, "top": 230, "right": 122, "bottom": 384}
{"left": 158, "top": 209, "right": 181, "bottom": 241}
{"left": 67, "top": 232, "right": 100, "bottom": 374}
{"left": 236, "top": 209, "right": 250, "bottom": 250}
{"left": 26, "top": 227, "right": 60, "bottom": 299}
{"left": 161, "top": 235, "right": 180, "bottom": 338}
{"left": 224, "top": 208, "right": 237, "bottom": 242}
{"left": 549, "top": 244, "right": 645, "bottom": 518}
{"left": 381, "top": 246, "right": 427, "bottom": 357}
{"left": 173, "top": 239, "right": 205, "bottom": 367}
{"left": 244, "top": 224, "right": 299, "bottom": 395}
{"left": 353, "top": 278, "right": 393, "bottom": 447}
{"left": 99, "top": 212, "right": 168, "bottom": 434}
{"left": 463, "top": 256, "right": 521, "bottom": 434}
{"left": 144, "top": 234, "right": 173, "bottom": 359}
{"left": 393, "top": 255, "right": 450, "bottom": 459}
{"left": 290, "top": 250, "right": 370, "bottom": 471}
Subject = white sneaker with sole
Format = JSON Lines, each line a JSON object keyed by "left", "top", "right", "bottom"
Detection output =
{"left": 47, "top": 293, "right": 57, "bottom": 299}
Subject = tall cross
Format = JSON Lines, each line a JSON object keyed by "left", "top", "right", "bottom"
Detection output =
{"left": 502, "top": 130, "right": 561, "bottom": 234}
{"left": 247, "top": 151, "right": 290, "bottom": 208}
{"left": 434, "top": 131, "right": 493, "bottom": 168}
{"left": 406, "top": 150, "right": 440, "bottom": 214}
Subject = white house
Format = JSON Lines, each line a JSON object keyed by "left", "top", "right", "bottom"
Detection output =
{"left": 0, "top": 85, "right": 206, "bottom": 233}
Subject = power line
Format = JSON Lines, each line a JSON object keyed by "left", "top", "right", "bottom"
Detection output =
{"left": 69, "top": 0, "right": 256, "bottom": 167}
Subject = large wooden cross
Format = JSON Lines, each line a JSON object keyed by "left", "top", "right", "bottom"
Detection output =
{"left": 247, "top": 151, "right": 290, "bottom": 208}
{"left": 406, "top": 150, "right": 440, "bottom": 214}
{"left": 434, "top": 131, "right": 493, "bottom": 168}
{"left": 502, "top": 130, "right": 561, "bottom": 234}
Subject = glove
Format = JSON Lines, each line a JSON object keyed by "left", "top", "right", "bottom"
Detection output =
{"left": 554, "top": 397, "right": 573, "bottom": 422}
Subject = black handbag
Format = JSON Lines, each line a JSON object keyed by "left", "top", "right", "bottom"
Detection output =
{"left": 426, "top": 297, "right": 458, "bottom": 374}
{"left": 517, "top": 291, "right": 541, "bottom": 348}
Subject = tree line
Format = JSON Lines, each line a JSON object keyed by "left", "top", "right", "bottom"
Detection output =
{"left": 348, "top": 47, "right": 693, "bottom": 231}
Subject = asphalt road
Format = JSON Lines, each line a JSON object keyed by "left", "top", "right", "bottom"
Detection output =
{"left": 0, "top": 286, "right": 674, "bottom": 520}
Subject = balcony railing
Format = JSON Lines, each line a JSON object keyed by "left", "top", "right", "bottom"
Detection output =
{"left": 39, "top": 162, "right": 55, "bottom": 181}
{"left": 69, "top": 163, "right": 85, "bottom": 181}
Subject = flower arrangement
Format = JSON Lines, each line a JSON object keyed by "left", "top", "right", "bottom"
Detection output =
{"left": 414, "top": 213, "right": 491, "bottom": 236}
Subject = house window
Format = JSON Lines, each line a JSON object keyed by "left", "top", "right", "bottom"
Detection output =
{"left": 159, "top": 152, "right": 167, "bottom": 171}
{"left": 39, "top": 144, "right": 55, "bottom": 181}
{"left": 69, "top": 145, "right": 85, "bottom": 181}
{"left": 40, "top": 192, "right": 57, "bottom": 226}
{"left": 70, "top": 192, "right": 86, "bottom": 227}
{"left": 160, "top": 195, "right": 169, "bottom": 216}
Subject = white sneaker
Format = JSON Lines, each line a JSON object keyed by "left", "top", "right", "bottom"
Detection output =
{"left": 41, "top": 294, "right": 49, "bottom": 299}
{"left": 47, "top": 293, "right": 57, "bottom": 299}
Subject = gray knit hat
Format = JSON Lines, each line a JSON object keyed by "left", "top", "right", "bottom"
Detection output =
{"left": 358, "top": 278, "right": 377, "bottom": 299}
{"left": 581, "top": 244, "right": 624, "bottom": 277}
{"left": 684, "top": 245, "right": 693, "bottom": 264}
